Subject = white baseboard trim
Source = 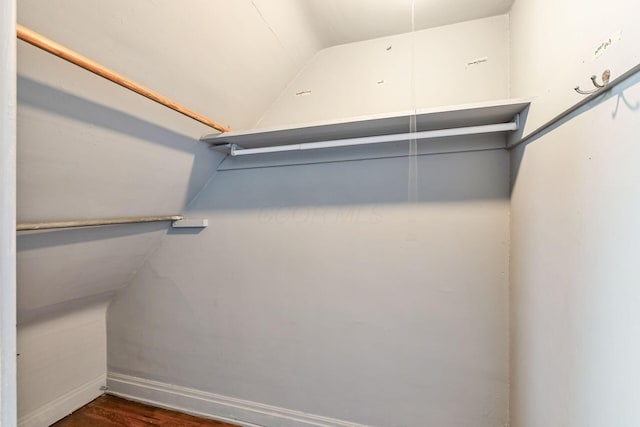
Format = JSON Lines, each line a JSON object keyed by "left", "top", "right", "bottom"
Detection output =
{"left": 19, "top": 374, "right": 106, "bottom": 427}
{"left": 107, "top": 372, "right": 371, "bottom": 427}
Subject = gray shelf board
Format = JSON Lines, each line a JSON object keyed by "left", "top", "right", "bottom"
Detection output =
{"left": 202, "top": 99, "right": 530, "bottom": 152}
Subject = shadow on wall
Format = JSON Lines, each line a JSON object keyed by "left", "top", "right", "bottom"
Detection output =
{"left": 509, "top": 71, "right": 640, "bottom": 193}
{"left": 17, "top": 76, "right": 221, "bottom": 207}
{"left": 18, "top": 291, "right": 113, "bottom": 326}
{"left": 183, "top": 149, "right": 511, "bottom": 214}
{"left": 17, "top": 222, "right": 168, "bottom": 251}
{"left": 16, "top": 222, "right": 170, "bottom": 322}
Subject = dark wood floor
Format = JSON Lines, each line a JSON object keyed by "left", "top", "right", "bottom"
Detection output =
{"left": 53, "top": 395, "right": 239, "bottom": 426}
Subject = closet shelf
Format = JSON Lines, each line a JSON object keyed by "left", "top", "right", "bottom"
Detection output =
{"left": 202, "top": 99, "right": 530, "bottom": 155}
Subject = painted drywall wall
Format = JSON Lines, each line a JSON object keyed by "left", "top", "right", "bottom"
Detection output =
{"left": 508, "top": 0, "right": 640, "bottom": 425}
{"left": 108, "top": 147, "right": 511, "bottom": 427}
{"left": 14, "top": 3, "right": 514, "bottom": 425}
{"left": 17, "top": 2, "right": 276, "bottom": 425}
{"left": 16, "top": 45, "right": 223, "bottom": 318}
{"left": 17, "top": 299, "right": 109, "bottom": 427}
{"left": 257, "top": 15, "right": 510, "bottom": 128}
{"left": 15, "top": 0, "right": 333, "bottom": 419}
{"left": 1, "top": 0, "right": 18, "bottom": 424}
{"left": 106, "top": 12, "right": 513, "bottom": 426}
{"left": 15, "top": 36, "right": 226, "bottom": 423}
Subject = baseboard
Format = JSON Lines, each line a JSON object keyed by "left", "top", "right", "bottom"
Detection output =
{"left": 18, "top": 374, "right": 106, "bottom": 427}
{"left": 107, "top": 372, "right": 371, "bottom": 427}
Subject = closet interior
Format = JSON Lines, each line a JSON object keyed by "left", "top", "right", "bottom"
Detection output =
{"left": 1, "top": 0, "right": 639, "bottom": 426}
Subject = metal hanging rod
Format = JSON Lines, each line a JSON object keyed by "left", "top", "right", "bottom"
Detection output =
{"left": 509, "top": 62, "right": 640, "bottom": 150}
{"left": 229, "top": 121, "right": 519, "bottom": 156}
{"left": 16, "top": 24, "right": 230, "bottom": 133}
{"left": 17, "top": 215, "right": 184, "bottom": 231}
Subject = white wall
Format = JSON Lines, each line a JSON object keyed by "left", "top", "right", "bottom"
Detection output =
{"left": 12, "top": 3, "right": 513, "bottom": 426}
{"left": 13, "top": 1, "right": 332, "bottom": 422}
{"left": 258, "top": 15, "right": 509, "bottom": 127}
{"left": 108, "top": 149, "right": 511, "bottom": 427}
{"left": 15, "top": 37, "right": 226, "bottom": 424}
{"left": 17, "top": 299, "right": 109, "bottom": 427}
{"left": 14, "top": 0, "right": 289, "bottom": 422}
{"left": 1, "top": 0, "right": 17, "bottom": 425}
{"left": 106, "top": 13, "right": 513, "bottom": 427}
{"left": 509, "top": 0, "right": 640, "bottom": 425}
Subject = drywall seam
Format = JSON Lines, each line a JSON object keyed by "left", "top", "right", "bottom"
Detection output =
{"left": 18, "top": 374, "right": 106, "bottom": 427}
{"left": 250, "top": 0, "right": 297, "bottom": 69}
{"left": 0, "top": 0, "right": 18, "bottom": 425}
{"left": 107, "top": 373, "right": 372, "bottom": 427}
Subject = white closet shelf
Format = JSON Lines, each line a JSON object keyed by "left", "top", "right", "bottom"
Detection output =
{"left": 202, "top": 99, "right": 530, "bottom": 155}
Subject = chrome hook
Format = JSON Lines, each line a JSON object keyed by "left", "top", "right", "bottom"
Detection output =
{"left": 575, "top": 69, "right": 611, "bottom": 95}
{"left": 591, "top": 69, "right": 611, "bottom": 88}
{"left": 574, "top": 85, "right": 599, "bottom": 95}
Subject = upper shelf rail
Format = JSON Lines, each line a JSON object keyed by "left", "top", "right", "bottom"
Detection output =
{"left": 16, "top": 24, "right": 230, "bottom": 133}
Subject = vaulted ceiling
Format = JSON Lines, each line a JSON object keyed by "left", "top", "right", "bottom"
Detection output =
{"left": 304, "top": 0, "right": 514, "bottom": 47}
{"left": 18, "top": 0, "right": 515, "bottom": 131}
{"left": 16, "top": 0, "right": 513, "bottom": 319}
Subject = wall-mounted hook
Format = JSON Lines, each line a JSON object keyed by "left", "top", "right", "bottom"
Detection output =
{"left": 575, "top": 69, "right": 611, "bottom": 95}
{"left": 574, "top": 85, "right": 599, "bottom": 95}
{"left": 591, "top": 69, "right": 611, "bottom": 88}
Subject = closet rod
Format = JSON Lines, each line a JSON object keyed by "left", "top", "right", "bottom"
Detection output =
{"left": 229, "top": 121, "right": 518, "bottom": 156}
{"left": 508, "top": 62, "right": 640, "bottom": 150}
{"left": 17, "top": 215, "right": 184, "bottom": 231}
{"left": 16, "top": 24, "right": 230, "bottom": 133}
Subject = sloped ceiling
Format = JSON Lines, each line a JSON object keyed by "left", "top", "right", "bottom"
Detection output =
{"left": 304, "top": 0, "right": 514, "bottom": 47}
{"left": 18, "top": 0, "right": 324, "bottom": 131}
{"left": 16, "top": 0, "right": 513, "bottom": 318}
{"left": 16, "top": 0, "right": 324, "bottom": 317}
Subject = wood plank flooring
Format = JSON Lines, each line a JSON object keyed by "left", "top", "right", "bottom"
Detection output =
{"left": 52, "top": 395, "right": 239, "bottom": 426}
